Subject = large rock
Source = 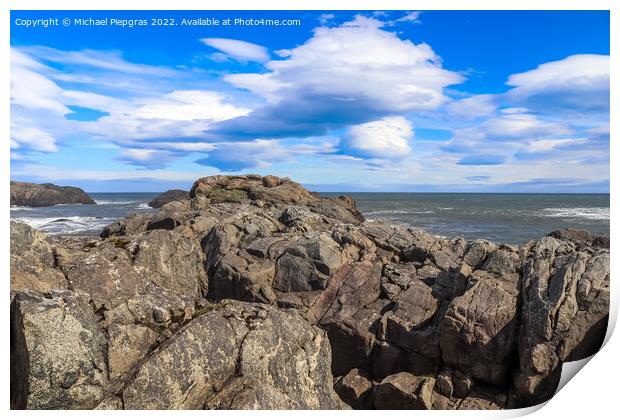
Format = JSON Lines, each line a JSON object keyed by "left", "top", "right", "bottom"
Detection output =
{"left": 513, "top": 236, "right": 610, "bottom": 406}
{"left": 440, "top": 268, "right": 520, "bottom": 385}
{"left": 130, "top": 229, "right": 208, "bottom": 298}
{"left": 147, "top": 189, "right": 189, "bottom": 208}
{"left": 334, "top": 368, "right": 374, "bottom": 409}
{"left": 374, "top": 372, "right": 435, "bottom": 410}
{"left": 10, "top": 222, "right": 68, "bottom": 296}
{"left": 100, "top": 212, "right": 152, "bottom": 238}
{"left": 308, "top": 262, "right": 382, "bottom": 325}
{"left": 53, "top": 238, "right": 149, "bottom": 309}
{"left": 11, "top": 290, "right": 109, "bottom": 409}
{"left": 382, "top": 279, "right": 442, "bottom": 372}
{"left": 323, "top": 299, "right": 388, "bottom": 376}
{"left": 548, "top": 228, "right": 610, "bottom": 249}
{"left": 123, "top": 301, "right": 344, "bottom": 409}
{"left": 189, "top": 174, "right": 364, "bottom": 224}
{"left": 11, "top": 181, "right": 95, "bottom": 207}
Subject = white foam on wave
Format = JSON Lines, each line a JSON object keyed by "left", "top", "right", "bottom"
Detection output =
{"left": 136, "top": 203, "right": 152, "bottom": 210}
{"left": 365, "top": 210, "right": 409, "bottom": 215}
{"left": 10, "top": 206, "right": 34, "bottom": 211}
{"left": 95, "top": 200, "right": 139, "bottom": 205}
{"left": 13, "top": 216, "right": 111, "bottom": 235}
{"left": 542, "top": 207, "right": 610, "bottom": 221}
{"left": 365, "top": 209, "right": 434, "bottom": 216}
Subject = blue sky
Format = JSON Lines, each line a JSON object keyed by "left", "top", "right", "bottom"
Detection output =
{"left": 10, "top": 10, "right": 609, "bottom": 192}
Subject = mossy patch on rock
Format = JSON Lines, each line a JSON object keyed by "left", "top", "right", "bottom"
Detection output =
{"left": 206, "top": 188, "right": 248, "bottom": 203}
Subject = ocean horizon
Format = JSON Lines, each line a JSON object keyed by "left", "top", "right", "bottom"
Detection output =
{"left": 10, "top": 192, "right": 610, "bottom": 245}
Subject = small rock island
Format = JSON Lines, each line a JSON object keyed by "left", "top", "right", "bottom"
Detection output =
{"left": 10, "top": 181, "right": 95, "bottom": 207}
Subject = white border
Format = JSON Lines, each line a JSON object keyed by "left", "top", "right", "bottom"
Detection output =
{"left": 1, "top": 1, "right": 617, "bottom": 419}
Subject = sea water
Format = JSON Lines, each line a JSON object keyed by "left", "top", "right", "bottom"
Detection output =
{"left": 10, "top": 192, "right": 609, "bottom": 245}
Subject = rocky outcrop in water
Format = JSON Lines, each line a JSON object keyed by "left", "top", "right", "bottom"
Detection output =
{"left": 10, "top": 174, "right": 609, "bottom": 410}
{"left": 10, "top": 181, "right": 95, "bottom": 207}
{"left": 147, "top": 189, "right": 189, "bottom": 208}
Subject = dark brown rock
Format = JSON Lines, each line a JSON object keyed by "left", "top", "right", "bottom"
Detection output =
{"left": 323, "top": 299, "right": 389, "bottom": 376}
{"left": 548, "top": 228, "right": 610, "bottom": 248}
{"left": 11, "top": 181, "right": 95, "bottom": 207}
{"left": 147, "top": 189, "right": 189, "bottom": 208}
{"left": 334, "top": 368, "right": 373, "bottom": 409}
{"left": 308, "top": 262, "right": 382, "bottom": 325}
{"left": 374, "top": 372, "right": 435, "bottom": 410}
{"left": 440, "top": 269, "right": 520, "bottom": 385}
{"left": 262, "top": 175, "right": 280, "bottom": 188}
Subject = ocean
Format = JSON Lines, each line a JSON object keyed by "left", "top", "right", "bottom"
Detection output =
{"left": 10, "top": 192, "right": 610, "bottom": 245}
{"left": 10, "top": 193, "right": 158, "bottom": 236}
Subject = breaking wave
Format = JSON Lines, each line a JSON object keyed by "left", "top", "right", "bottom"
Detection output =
{"left": 13, "top": 216, "right": 112, "bottom": 235}
{"left": 541, "top": 207, "right": 610, "bottom": 221}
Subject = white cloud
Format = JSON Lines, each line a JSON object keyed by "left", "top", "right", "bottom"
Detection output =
{"left": 10, "top": 49, "right": 69, "bottom": 153}
{"left": 318, "top": 13, "right": 335, "bottom": 25}
{"left": 143, "top": 142, "right": 217, "bottom": 152}
{"left": 119, "top": 148, "right": 162, "bottom": 160}
{"left": 201, "top": 38, "right": 270, "bottom": 62}
{"left": 525, "top": 138, "right": 588, "bottom": 153}
{"left": 83, "top": 90, "right": 250, "bottom": 144}
{"left": 442, "top": 112, "right": 576, "bottom": 164}
{"left": 385, "top": 11, "right": 421, "bottom": 26}
{"left": 117, "top": 148, "right": 180, "bottom": 169}
{"left": 61, "top": 90, "right": 125, "bottom": 110}
{"left": 196, "top": 140, "right": 289, "bottom": 171}
{"left": 446, "top": 94, "right": 498, "bottom": 118}
{"left": 10, "top": 46, "right": 252, "bottom": 164}
{"left": 213, "top": 15, "right": 462, "bottom": 140}
{"left": 506, "top": 54, "right": 609, "bottom": 113}
{"left": 11, "top": 49, "right": 69, "bottom": 115}
{"left": 499, "top": 107, "right": 529, "bottom": 115}
{"left": 19, "top": 45, "right": 178, "bottom": 76}
{"left": 227, "top": 16, "right": 459, "bottom": 110}
{"left": 131, "top": 90, "right": 249, "bottom": 121}
{"left": 479, "top": 113, "right": 573, "bottom": 139}
{"left": 339, "top": 116, "right": 413, "bottom": 160}
{"left": 10, "top": 125, "right": 58, "bottom": 152}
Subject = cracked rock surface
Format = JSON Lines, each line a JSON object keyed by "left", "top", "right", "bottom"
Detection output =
{"left": 10, "top": 174, "right": 609, "bottom": 410}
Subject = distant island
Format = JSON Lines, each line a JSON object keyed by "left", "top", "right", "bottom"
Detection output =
{"left": 10, "top": 181, "right": 95, "bottom": 207}
{"left": 10, "top": 175, "right": 609, "bottom": 410}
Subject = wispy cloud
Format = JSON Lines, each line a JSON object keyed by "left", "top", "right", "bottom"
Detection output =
{"left": 200, "top": 38, "right": 270, "bottom": 63}
{"left": 10, "top": 46, "right": 251, "bottom": 168}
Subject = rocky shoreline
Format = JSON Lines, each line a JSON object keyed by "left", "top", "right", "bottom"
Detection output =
{"left": 10, "top": 175, "right": 610, "bottom": 410}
